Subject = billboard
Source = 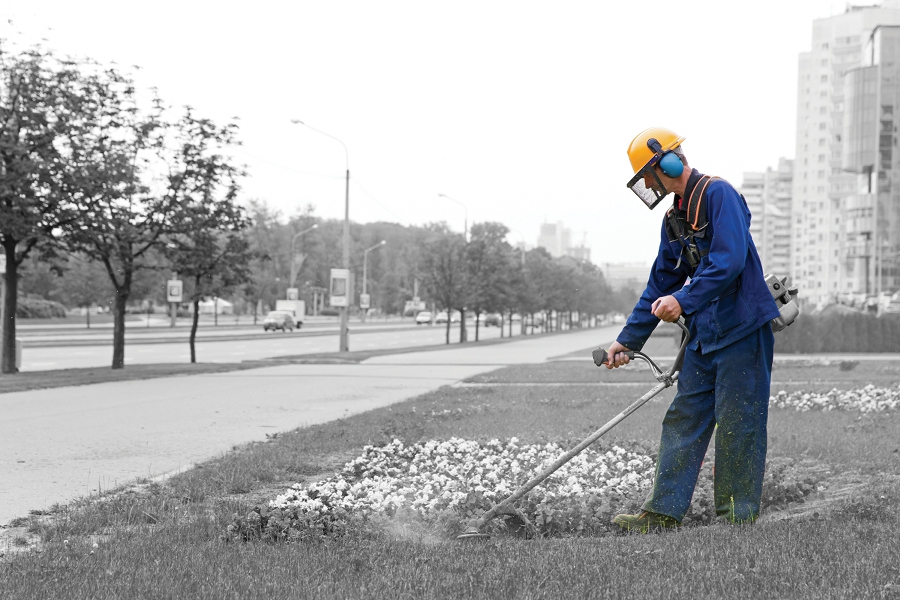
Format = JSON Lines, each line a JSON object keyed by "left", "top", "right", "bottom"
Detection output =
{"left": 329, "top": 269, "right": 351, "bottom": 307}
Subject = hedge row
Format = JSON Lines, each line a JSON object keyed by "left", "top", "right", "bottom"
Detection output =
{"left": 15, "top": 296, "right": 68, "bottom": 319}
{"left": 774, "top": 312, "right": 900, "bottom": 353}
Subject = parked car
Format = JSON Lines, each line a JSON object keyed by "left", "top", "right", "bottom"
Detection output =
{"left": 415, "top": 310, "right": 433, "bottom": 325}
{"left": 434, "top": 310, "right": 461, "bottom": 324}
{"left": 477, "top": 313, "right": 502, "bottom": 327}
{"left": 263, "top": 311, "right": 296, "bottom": 332}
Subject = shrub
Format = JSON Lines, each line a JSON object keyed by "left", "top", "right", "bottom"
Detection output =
{"left": 775, "top": 312, "right": 900, "bottom": 353}
{"left": 15, "top": 295, "right": 68, "bottom": 319}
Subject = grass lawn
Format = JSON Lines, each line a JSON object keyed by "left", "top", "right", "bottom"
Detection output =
{"left": 1, "top": 347, "right": 898, "bottom": 599}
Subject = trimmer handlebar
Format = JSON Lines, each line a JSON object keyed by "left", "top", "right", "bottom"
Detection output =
{"left": 592, "top": 348, "right": 633, "bottom": 367}
{"left": 593, "top": 317, "right": 690, "bottom": 385}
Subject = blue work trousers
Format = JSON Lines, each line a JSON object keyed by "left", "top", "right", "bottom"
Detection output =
{"left": 642, "top": 323, "right": 774, "bottom": 523}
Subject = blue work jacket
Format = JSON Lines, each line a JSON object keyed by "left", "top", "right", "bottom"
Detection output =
{"left": 617, "top": 169, "right": 780, "bottom": 354}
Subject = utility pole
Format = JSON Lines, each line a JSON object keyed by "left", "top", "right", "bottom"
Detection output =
{"left": 340, "top": 167, "right": 350, "bottom": 351}
{"left": 292, "top": 119, "right": 351, "bottom": 352}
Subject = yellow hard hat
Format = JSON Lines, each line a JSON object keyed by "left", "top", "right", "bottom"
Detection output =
{"left": 627, "top": 127, "right": 685, "bottom": 174}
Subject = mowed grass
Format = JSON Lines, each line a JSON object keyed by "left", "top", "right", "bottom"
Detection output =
{"left": 1, "top": 348, "right": 899, "bottom": 600}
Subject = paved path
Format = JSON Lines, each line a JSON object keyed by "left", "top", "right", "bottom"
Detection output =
{"left": 0, "top": 326, "right": 617, "bottom": 525}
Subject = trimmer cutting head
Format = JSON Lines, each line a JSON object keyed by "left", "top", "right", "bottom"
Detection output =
{"left": 456, "top": 510, "right": 533, "bottom": 541}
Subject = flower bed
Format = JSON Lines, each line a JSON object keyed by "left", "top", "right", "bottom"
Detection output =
{"left": 226, "top": 437, "right": 818, "bottom": 541}
{"left": 770, "top": 384, "right": 900, "bottom": 413}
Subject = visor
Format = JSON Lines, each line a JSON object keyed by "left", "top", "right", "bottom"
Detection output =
{"left": 626, "top": 159, "right": 669, "bottom": 210}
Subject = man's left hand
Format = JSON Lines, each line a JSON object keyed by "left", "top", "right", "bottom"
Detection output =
{"left": 651, "top": 295, "right": 682, "bottom": 322}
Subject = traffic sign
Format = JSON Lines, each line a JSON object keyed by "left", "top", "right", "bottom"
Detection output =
{"left": 359, "top": 293, "right": 370, "bottom": 309}
{"left": 166, "top": 280, "right": 183, "bottom": 303}
{"left": 286, "top": 287, "right": 299, "bottom": 301}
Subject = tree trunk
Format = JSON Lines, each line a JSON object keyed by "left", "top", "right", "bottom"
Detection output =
{"left": 459, "top": 308, "right": 466, "bottom": 343}
{"left": 85, "top": 305, "right": 91, "bottom": 329}
{"left": 500, "top": 312, "right": 504, "bottom": 338}
{"left": 475, "top": 310, "right": 480, "bottom": 341}
{"left": 445, "top": 317, "right": 451, "bottom": 345}
{"left": 1, "top": 244, "right": 18, "bottom": 374}
{"left": 190, "top": 294, "right": 200, "bottom": 363}
{"left": 111, "top": 291, "right": 129, "bottom": 369}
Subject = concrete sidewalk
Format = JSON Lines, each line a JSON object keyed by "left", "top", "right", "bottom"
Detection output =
{"left": 0, "top": 326, "right": 617, "bottom": 525}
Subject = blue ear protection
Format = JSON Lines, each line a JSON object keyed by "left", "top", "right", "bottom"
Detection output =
{"left": 659, "top": 151, "right": 684, "bottom": 178}
{"left": 647, "top": 137, "right": 685, "bottom": 178}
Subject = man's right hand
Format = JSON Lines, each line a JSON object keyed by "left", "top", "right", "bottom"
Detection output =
{"left": 605, "top": 341, "right": 632, "bottom": 369}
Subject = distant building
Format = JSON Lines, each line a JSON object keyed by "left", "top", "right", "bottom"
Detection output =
{"left": 536, "top": 221, "right": 591, "bottom": 262}
{"left": 603, "top": 262, "right": 649, "bottom": 291}
{"left": 537, "top": 221, "right": 571, "bottom": 258}
{"left": 740, "top": 171, "right": 765, "bottom": 245}
{"left": 761, "top": 159, "right": 794, "bottom": 278}
{"left": 793, "top": 2, "right": 900, "bottom": 304}
{"left": 841, "top": 24, "right": 900, "bottom": 297}
{"left": 738, "top": 159, "right": 793, "bottom": 278}
{"left": 566, "top": 244, "right": 591, "bottom": 262}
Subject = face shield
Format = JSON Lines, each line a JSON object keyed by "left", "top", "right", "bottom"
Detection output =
{"left": 626, "top": 158, "right": 669, "bottom": 210}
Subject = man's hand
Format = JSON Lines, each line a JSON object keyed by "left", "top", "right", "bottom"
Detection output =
{"left": 604, "top": 341, "right": 632, "bottom": 369}
{"left": 651, "top": 295, "right": 682, "bottom": 322}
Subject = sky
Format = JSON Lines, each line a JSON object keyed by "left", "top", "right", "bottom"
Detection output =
{"left": 3, "top": 0, "right": 845, "bottom": 265}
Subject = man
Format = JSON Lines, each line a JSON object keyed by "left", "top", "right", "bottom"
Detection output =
{"left": 606, "top": 127, "right": 781, "bottom": 531}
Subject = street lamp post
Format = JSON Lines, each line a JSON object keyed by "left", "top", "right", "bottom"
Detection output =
{"left": 437, "top": 193, "right": 468, "bottom": 242}
{"left": 361, "top": 240, "right": 386, "bottom": 323}
{"left": 438, "top": 193, "right": 469, "bottom": 342}
{"left": 289, "top": 223, "right": 318, "bottom": 289}
{"left": 292, "top": 119, "right": 351, "bottom": 352}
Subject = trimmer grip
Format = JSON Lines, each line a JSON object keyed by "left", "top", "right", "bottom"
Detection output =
{"left": 593, "top": 348, "right": 634, "bottom": 367}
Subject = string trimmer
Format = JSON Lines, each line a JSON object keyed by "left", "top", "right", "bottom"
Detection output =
{"left": 456, "top": 317, "right": 690, "bottom": 540}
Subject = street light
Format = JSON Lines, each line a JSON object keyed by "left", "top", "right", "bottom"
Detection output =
{"left": 291, "top": 119, "right": 351, "bottom": 352}
{"left": 438, "top": 193, "right": 469, "bottom": 342}
{"left": 362, "top": 240, "right": 386, "bottom": 322}
{"left": 438, "top": 193, "right": 468, "bottom": 242}
{"left": 289, "top": 223, "right": 318, "bottom": 289}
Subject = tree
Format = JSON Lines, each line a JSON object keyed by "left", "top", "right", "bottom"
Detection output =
{"left": 166, "top": 230, "right": 253, "bottom": 362}
{"left": 61, "top": 63, "right": 244, "bottom": 369}
{"left": 420, "top": 224, "right": 467, "bottom": 344}
{"left": 0, "top": 43, "right": 86, "bottom": 373}
{"left": 465, "top": 222, "right": 512, "bottom": 341}
{"left": 160, "top": 116, "right": 249, "bottom": 362}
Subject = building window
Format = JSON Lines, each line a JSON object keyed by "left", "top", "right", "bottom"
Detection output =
{"left": 819, "top": 123, "right": 827, "bottom": 130}
{"left": 821, "top": 75, "right": 828, "bottom": 82}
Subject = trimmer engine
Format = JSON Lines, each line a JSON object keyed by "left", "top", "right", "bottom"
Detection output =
{"left": 764, "top": 273, "right": 800, "bottom": 333}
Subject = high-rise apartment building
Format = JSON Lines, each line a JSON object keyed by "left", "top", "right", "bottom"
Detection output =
{"left": 740, "top": 172, "right": 765, "bottom": 244}
{"left": 761, "top": 159, "right": 794, "bottom": 278}
{"left": 842, "top": 24, "right": 900, "bottom": 297}
{"left": 793, "top": 2, "right": 900, "bottom": 305}
{"left": 739, "top": 159, "right": 794, "bottom": 278}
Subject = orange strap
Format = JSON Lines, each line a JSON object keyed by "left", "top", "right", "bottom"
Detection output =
{"left": 686, "top": 176, "right": 718, "bottom": 231}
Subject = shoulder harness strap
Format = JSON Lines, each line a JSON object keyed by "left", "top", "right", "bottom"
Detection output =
{"left": 666, "top": 175, "right": 721, "bottom": 273}
{"left": 685, "top": 175, "right": 718, "bottom": 231}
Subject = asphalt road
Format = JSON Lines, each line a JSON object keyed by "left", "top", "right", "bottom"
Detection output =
{"left": 0, "top": 326, "right": 618, "bottom": 526}
{"left": 18, "top": 323, "right": 507, "bottom": 371}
